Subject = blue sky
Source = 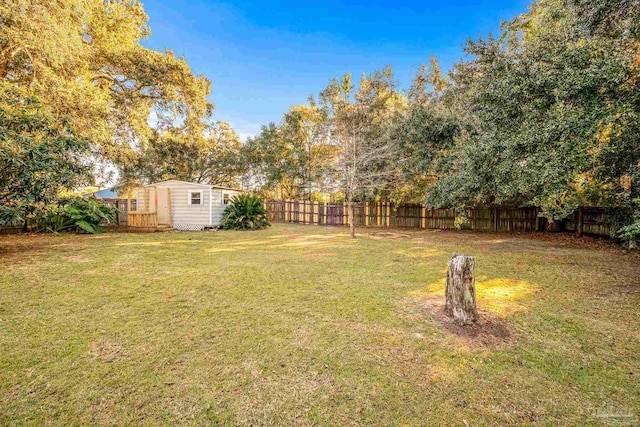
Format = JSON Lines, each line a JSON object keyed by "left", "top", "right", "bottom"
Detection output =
{"left": 141, "top": 0, "right": 531, "bottom": 140}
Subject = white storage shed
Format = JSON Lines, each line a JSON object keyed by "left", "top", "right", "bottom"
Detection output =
{"left": 130, "top": 180, "right": 241, "bottom": 230}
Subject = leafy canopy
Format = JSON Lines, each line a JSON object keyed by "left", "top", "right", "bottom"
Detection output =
{"left": 412, "top": 0, "right": 639, "bottom": 226}
{"left": 0, "top": 84, "right": 91, "bottom": 225}
{"left": 122, "top": 121, "right": 247, "bottom": 188}
{"left": 0, "top": 0, "right": 212, "bottom": 168}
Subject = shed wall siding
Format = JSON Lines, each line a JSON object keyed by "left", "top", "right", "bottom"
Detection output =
{"left": 168, "top": 183, "right": 211, "bottom": 230}
{"left": 211, "top": 189, "right": 242, "bottom": 226}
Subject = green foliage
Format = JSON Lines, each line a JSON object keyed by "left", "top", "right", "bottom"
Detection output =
{"left": 615, "top": 221, "right": 640, "bottom": 242}
{"left": 37, "top": 197, "right": 117, "bottom": 234}
{"left": 409, "top": 0, "right": 639, "bottom": 238}
{"left": 221, "top": 194, "right": 270, "bottom": 230}
{"left": 0, "top": 84, "right": 91, "bottom": 226}
{"left": 1, "top": 0, "right": 213, "bottom": 171}
{"left": 122, "top": 121, "right": 247, "bottom": 188}
{"left": 244, "top": 103, "right": 336, "bottom": 199}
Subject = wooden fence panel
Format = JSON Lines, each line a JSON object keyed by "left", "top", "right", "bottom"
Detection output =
{"left": 425, "top": 208, "right": 456, "bottom": 229}
{"left": 497, "top": 207, "right": 538, "bottom": 232}
{"left": 265, "top": 201, "right": 285, "bottom": 223}
{"left": 264, "top": 201, "right": 618, "bottom": 237}
{"left": 389, "top": 204, "right": 422, "bottom": 228}
{"left": 352, "top": 203, "right": 367, "bottom": 226}
{"left": 581, "top": 207, "right": 612, "bottom": 236}
{"left": 468, "top": 207, "right": 494, "bottom": 231}
{"left": 326, "top": 203, "right": 345, "bottom": 226}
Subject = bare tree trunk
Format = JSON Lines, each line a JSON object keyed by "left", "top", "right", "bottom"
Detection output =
{"left": 348, "top": 200, "right": 355, "bottom": 238}
{"left": 445, "top": 254, "right": 478, "bottom": 325}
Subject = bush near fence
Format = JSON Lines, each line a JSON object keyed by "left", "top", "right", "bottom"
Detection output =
{"left": 265, "top": 200, "right": 615, "bottom": 237}
{"left": 0, "top": 198, "right": 136, "bottom": 234}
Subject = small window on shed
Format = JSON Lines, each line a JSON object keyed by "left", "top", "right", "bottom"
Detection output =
{"left": 188, "top": 190, "right": 202, "bottom": 205}
{"left": 223, "top": 193, "right": 230, "bottom": 205}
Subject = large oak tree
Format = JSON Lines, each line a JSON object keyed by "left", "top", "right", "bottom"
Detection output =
{"left": 1, "top": 0, "right": 212, "bottom": 168}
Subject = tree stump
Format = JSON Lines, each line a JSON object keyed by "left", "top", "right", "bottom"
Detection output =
{"left": 445, "top": 254, "right": 478, "bottom": 325}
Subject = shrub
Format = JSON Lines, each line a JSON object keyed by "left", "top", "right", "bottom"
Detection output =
{"left": 615, "top": 221, "right": 639, "bottom": 249}
{"left": 221, "top": 194, "right": 270, "bottom": 230}
{"left": 38, "top": 197, "right": 118, "bottom": 234}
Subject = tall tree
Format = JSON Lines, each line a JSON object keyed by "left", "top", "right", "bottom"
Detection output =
{"left": 418, "top": 0, "right": 639, "bottom": 231}
{"left": 122, "top": 121, "right": 247, "bottom": 188}
{"left": 0, "top": 84, "right": 91, "bottom": 225}
{"left": 395, "top": 57, "right": 460, "bottom": 203}
{"left": 320, "top": 67, "right": 406, "bottom": 237}
{"left": 0, "top": 0, "right": 212, "bottom": 169}
{"left": 244, "top": 102, "right": 337, "bottom": 199}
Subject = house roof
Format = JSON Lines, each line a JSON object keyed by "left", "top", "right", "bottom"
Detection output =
{"left": 143, "top": 180, "right": 241, "bottom": 191}
{"left": 83, "top": 188, "right": 120, "bottom": 199}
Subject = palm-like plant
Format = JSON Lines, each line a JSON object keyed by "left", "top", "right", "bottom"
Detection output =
{"left": 221, "top": 194, "right": 270, "bottom": 230}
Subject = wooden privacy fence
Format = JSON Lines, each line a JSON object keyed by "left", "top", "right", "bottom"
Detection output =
{"left": 100, "top": 198, "right": 136, "bottom": 225}
{"left": 564, "top": 206, "right": 615, "bottom": 237}
{"left": 265, "top": 201, "right": 615, "bottom": 236}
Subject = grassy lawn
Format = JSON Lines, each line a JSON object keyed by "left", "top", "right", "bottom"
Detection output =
{"left": 1, "top": 224, "right": 638, "bottom": 426}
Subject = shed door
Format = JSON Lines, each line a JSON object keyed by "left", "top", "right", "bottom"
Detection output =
{"left": 157, "top": 188, "right": 170, "bottom": 225}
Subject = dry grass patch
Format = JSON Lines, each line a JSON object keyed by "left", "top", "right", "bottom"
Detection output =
{"left": 0, "top": 224, "right": 638, "bottom": 426}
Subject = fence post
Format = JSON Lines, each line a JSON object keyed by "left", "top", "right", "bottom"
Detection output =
{"left": 365, "top": 202, "right": 369, "bottom": 227}
{"left": 342, "top": 202, "right": 346, "bottom": 226}
{"left": 493, "top": 207, "right": 499, "bottom": 232}
{"left": 325, "top": 202, "right": 329, "bottom": 226}
{"left": 323, "top": 202, "right": 327, "bottom": 226}
{"left": 310, "top": 201, "right": 314, "bottom": 225}
{"left": 383, "top": 202, "right": 387, "bottom": 227}
{"left": 386, "top": 202, "right": 391, "bottom": 227}
{"left": 577, "top": 206, "right": 584, "bottom": 236}
{"left": 421, "top": 205, "right": 426, "bottom": 229}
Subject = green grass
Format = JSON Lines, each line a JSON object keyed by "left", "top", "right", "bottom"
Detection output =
{"left": 1, "top": 224, "right": 638, "bottom": 426}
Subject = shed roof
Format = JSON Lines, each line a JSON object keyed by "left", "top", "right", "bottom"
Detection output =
{"left": 144, "top": 179, "right": 211, "bottom": 189}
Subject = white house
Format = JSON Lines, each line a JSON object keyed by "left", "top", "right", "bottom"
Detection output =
{"left": 131, "top": 180, "right": 241, "bottom": 230}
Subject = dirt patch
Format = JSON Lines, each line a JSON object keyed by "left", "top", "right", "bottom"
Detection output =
{"left": 415, "top": 295, "right": 516, "bottom": 349}
{"left": 0, "top": 235, "right": 51, "bottom": 259}
{"left": 368, "top": 231, "right": 412, "bottom": 240}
